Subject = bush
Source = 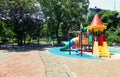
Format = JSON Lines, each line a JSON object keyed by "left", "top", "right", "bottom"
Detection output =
{"left": 107, "top": 42, "right": 113, "bottom": 46}
{"left": 1, "top": 38, "right": 9, "bottom": 44}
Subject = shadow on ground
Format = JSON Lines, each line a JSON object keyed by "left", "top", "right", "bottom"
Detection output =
{"left": 0, "top": 44, "right": 53, "bottom": 52}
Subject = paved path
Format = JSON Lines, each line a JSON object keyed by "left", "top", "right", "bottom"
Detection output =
{"left": 39, "top": 51, "right": 76, "bottom": 77}
{"left": 0, "top": 51, "right": 45, "bottom": 77}
{"left": 0, "top": 48, "right": 76, "bottom": 77}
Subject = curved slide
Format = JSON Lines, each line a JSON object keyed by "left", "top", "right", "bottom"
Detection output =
{"left": 60, "top": 36, "right": 92, "bottom": 51}
{"left": 60, "top": 37, "right": 79, "bottom": 51}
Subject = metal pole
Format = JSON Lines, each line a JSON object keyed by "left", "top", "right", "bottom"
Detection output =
{"left": 69, "top": 32, "right": 71, "bottom": 55}
{"left": 80, "top": 32, "right": 82, "bottom": 56}
{"left": 92, "top": 29, "right": 95, "bottom": 54}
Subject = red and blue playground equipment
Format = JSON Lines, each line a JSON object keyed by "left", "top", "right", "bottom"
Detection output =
{"left": 60, "top": 13, "right": 111, "bottom": 58}
{"left": 60, "top": 31, "right": 93, "bottom": 56}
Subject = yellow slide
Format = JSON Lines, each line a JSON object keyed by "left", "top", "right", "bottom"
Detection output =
{"left": 93, "top": 41, "right": 100, "bottom": 57}
{"left": 99, "top": 42, "right": 111, "bottom": 58}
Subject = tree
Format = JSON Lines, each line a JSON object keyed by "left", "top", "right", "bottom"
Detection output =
{"left": 99, "top": 10, "right": 120, "bottom": 29}
{"left": 99, "top": 10, "right": 120, "bottom": 44}
{"left": 0, "top": 0, "right": 44, "bottom": 45}
{"left": 106, "top": 27, "right": 119, "bottom": 45}
{"left": 39, "top": 0, "right": 89, "bottom": 44}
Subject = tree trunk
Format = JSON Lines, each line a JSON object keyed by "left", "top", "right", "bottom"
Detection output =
{"left": 17, "top": 35, "right": 23, "bottom": 46}
{"left": 56, "top": 22, "right": 61, "bottom": 44}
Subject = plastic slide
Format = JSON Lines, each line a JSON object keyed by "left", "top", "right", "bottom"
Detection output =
{"left": 60, "top": 36, "right": 92, "bottom": 51}
{"left": 93, "top": 41, "right": 100, "bottom": 57}
{"left": 59, "top": 42, "right": 69, "bottom": 51}
{"left": 60, "top": 37, "right": 78, "bottom": 51}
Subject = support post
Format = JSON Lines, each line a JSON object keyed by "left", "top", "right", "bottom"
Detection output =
{"left": 80, "top": 32, "right": 83, "bottom": 56}
{"left": 69, "top": 32, "right": 71, "bottom": 55}
{"left": 92, "top": 29, "right": 95, "bottom": 54}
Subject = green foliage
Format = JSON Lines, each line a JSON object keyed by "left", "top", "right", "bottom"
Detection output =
{"left": 99, "top": 10, "right": 120, "bottom": 29}
{"left": 0, "top": 20, "right": 6, "bottom": 36}
{"left": 106, "top": 27, "right": 120, "bottom": 46}
{"left": 39, "top": 0, "right": 89, "bottom": 43}
{"left": 102, "top": 11, "right": 120, "bottom": 44}
{"left": 106, "top": 26, "right": 120, "bottom": 43}
{"left": 0, "top": 0, "right": 120, "bottom": 46}
{"left": 0, "top": 0, "right": 44, "bottom": 45}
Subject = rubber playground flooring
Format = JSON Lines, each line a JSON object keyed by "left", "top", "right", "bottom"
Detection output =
{"left": 48, "top": 47, "right": 120, "bottom": 60}
{"left": 49, "top": 47, "right": 102, "bottom": 60}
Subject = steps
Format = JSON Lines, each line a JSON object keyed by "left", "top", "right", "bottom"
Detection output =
{"left": 99, "top": 42, "right": 111, "bottom": 58}
{"left": 93, "top": 41, "right": 111, "bottom": 58}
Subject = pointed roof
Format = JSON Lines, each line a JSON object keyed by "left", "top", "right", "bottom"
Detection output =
{"left": 91, "top": 13, "right": 103, "bottom": 26}
{"left": 87, "top": 13, "right": 107, "bottom": 31}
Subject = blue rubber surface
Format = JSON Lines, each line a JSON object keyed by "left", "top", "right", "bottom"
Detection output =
{"left": 48, "top": 47, "right": 102, "bottom": 60}
{"left": 109, "top": 48, "right": 120, "bottom": 54}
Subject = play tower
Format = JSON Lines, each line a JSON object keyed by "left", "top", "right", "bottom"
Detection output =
{"left": 87, "top": 13, "right": 110, "bottom": 58}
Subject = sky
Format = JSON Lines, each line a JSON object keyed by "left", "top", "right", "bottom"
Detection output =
{"left": 89, "top": 0, "right": 120, "bottom": 12}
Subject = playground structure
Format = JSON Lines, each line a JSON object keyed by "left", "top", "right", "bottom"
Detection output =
{"left": 60, "top": 13, "right": 111, "bottom": 58}
{"left": 60, "top": 30, "right": 93, "bottom": 55}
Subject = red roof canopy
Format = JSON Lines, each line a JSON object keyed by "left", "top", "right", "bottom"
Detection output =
{"left": 87, "top": 13, "right": 107, "bottom": 31}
